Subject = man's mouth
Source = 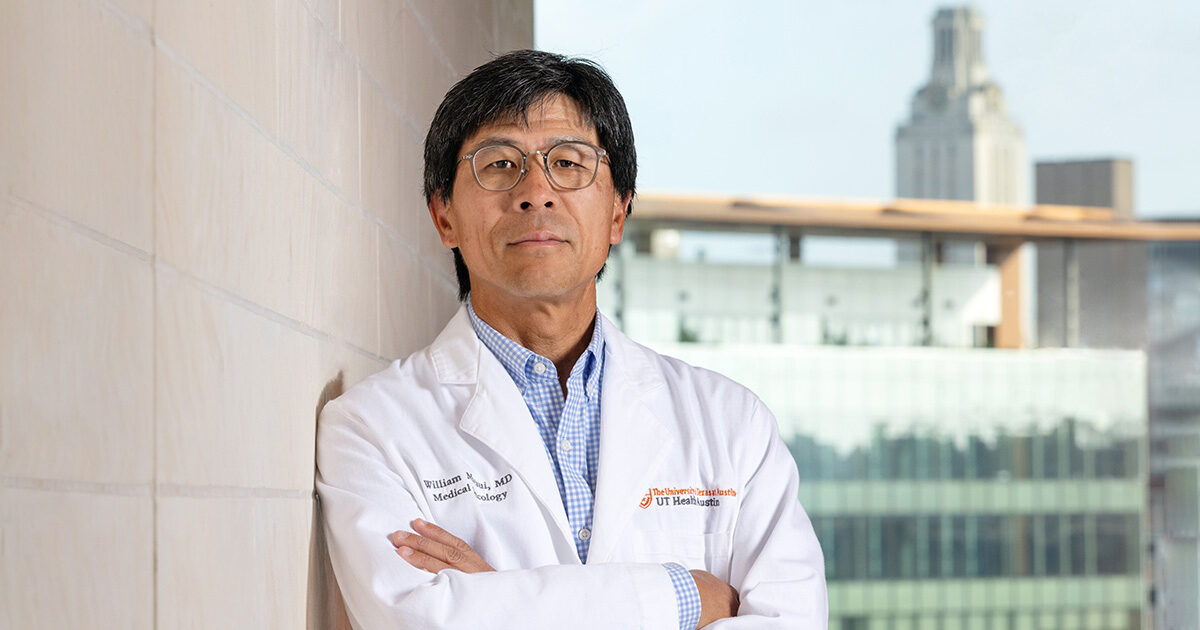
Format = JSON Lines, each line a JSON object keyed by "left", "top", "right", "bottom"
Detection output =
{"left": 511, "top": 231, "right": 566, "bottom": 246}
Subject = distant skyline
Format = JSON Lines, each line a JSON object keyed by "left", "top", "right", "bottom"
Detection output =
{"left": 535, "top": 1, "right": 1200, "bottom": 217}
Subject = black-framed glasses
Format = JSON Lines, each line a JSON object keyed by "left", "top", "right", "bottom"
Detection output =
{"left": 458, "top": 141, "right": 609, "bottom": 192}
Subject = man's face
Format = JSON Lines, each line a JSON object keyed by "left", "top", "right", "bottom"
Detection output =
{"left": 428, "top": 95, "right": 629, "bottom": 304}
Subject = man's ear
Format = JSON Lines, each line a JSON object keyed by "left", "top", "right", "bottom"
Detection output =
{"left": 428, "top": 194, "right": 459, "bottom": 249}
{"left": 609, "top": 191, "right": 631, "bottom": 245}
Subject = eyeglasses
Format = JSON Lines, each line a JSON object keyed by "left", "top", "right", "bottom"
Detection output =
{"left": 458, "top": 141, "right": 609, "bottom": 192}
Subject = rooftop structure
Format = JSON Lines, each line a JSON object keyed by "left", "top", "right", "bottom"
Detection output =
{"left": 895, "top": 7, "right": 1028, "bottom": 206}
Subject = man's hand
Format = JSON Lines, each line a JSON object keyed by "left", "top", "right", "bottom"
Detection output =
{"left": 690, "top": 569, "right": 739, "bottom": 628}
{"left": 388, "top": 518, "right": 495, "bottom": 574}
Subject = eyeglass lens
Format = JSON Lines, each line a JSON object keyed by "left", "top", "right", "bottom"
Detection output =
{"left": 471, "top": 143, "right": 600, "bottom": 191}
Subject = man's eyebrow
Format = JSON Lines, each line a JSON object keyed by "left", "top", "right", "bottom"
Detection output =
{"left": 543, "top": 135, "right": 591, "bottom": 146}
{"left": 470, "top": 136, "right": 520, "bottom": 150}
{"left": 467, "top": 135, "right": 593, "bottom": 152}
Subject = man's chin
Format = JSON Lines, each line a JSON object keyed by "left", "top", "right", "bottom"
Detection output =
{"left": 493, "top": 274, "right": 592, "bottom": 302}
{"left": 504, "top": 284, "right": 581, "bottom": 301}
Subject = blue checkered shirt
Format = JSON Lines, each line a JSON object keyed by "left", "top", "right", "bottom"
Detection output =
{"left": 467, "top": 300, "right": 701, "bottom": 630}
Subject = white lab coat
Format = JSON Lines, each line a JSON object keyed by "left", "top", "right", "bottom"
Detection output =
{"left": 316, "top": 306, "right": 827, "bottom": 629}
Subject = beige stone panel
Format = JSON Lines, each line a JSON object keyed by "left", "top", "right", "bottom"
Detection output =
{"left": 279, "top": 0, "right": 361, "bottom": 203}
{"left": 379, "top": 233, "right": 432, "bottom": 360}
{"left": 0, "top": 203, "right": 153, "bottom": 484}
{"left": 0, "top": 488, "right": 152, "bottom": 629}
{"left": 156, "top": 271, "right": 323, "bottom": 491}
{"left": 412, "top": 0, "right": 494, "bottom": 76}
{"left": 315, "top": 341, "right": 389, "bottom": 420}
{"left": 311, "top": 188, "right": 380, "bottom": 354}
{"left": 361, "top": 80, "right": 423, "bottom": 237}
{"left": 341, "top": 0, "right": 410, "bottom": 104}
{"left": 301, "top": 0, "right": 340, "bottom": 35}
{"left": 470, "top": 0, "right": 494, "bottom": 53}
{"left": 155, "top": 0, "right": 276, "bottom": 132}
{"left": 111, "top": 0, "right": 153, "bottom": 25}
{"left": 474, "top": 0, "right": 498, "bottom": 53}
{"left": 406, "top": 127, "right": 432, "bottom": 231}
{"left": 494, "top": 0, "right": 535, "bottom": 53}
{"left": 156, "top": 54, "right": 314, "bottom": 323}
{"left": 317, "top": 341, "right": 389, "bottom": 396}
{"left": 402, "top": 9, "right": 460, "bottom": 134}
{"left": 0, "top": 0, "right": 153, "bottom": 252}
{"left": 157, "top": 496, "right": 310, "bottom": 629}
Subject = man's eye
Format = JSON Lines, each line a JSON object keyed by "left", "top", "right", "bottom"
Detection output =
{"left": 484, "top": 160, "right": 516, "bottom": 170}
{"left": 552, "top": 159, "right": 581, "bottom": 169}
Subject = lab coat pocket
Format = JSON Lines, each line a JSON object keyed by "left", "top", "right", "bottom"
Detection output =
{"left": 631, "top": 529, "right": 734, "bottom": 583}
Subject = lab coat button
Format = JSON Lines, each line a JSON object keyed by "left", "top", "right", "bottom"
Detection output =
{"left": 533, "top": 362, "right": 547, "bottom": 375}
{"left": 577, "top": 527, "right": 591, "bottom": 541}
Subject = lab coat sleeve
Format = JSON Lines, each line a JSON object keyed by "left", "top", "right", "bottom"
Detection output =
{"left": 315, "top": 399, "right": 682, "bottom": 630}
{"left": 707, "top": 398, "right": 829, "bottom": 629}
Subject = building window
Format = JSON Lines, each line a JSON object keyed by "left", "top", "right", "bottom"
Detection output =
{"left": 1096, "top": 514, "right": 1137, "bottom": 575}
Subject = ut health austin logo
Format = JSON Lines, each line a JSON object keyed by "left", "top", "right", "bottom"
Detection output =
{"left": 639, "top": 490, "right": 653, "bottom": 509}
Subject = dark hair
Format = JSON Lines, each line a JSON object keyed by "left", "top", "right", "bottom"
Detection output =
{"left": 422, "top": 49, "right": 637, "bottom": 301}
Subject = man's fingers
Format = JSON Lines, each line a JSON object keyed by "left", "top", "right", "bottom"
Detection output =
{"left": 392, "top": 530, "right": 451, "bottom": 560}
{"left": 411, "top": 518, "right": 469, "bottom": 551}
{"left": 396, "top": 545, "right": 453, "bottom": 574}
{"left": 389, "top": 526, "right": 494, "bottom": 573}
{"left": 410, "top": 519, "right": 493, "bottom": 571}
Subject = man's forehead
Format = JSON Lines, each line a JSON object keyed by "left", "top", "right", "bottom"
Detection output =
{"left": 465, "top": 95, "right": 597, "bottom": 145}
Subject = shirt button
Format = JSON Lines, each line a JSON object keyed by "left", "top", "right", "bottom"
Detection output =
{"left": 561, "top": 439, "right": 573, "bottom": 452}
{"left": 533, "top": 362, "right": 547, "bottom": 375}
{"left": 586, "top": 384, "right": 597, "bottom": 398}
{"left": 577, "top": 527, "right": 591, "bottom": 541}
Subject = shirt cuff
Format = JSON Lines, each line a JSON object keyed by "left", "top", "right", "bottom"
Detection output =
{"left": 662, "top": 562, "right": 702, "bottom": 630}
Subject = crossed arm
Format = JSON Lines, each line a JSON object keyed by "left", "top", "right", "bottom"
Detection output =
{"left": 317, "top": 398, "right": 826, "bottom": 629}
{"left": 390, "top": 518, "right": 739, "bottom": 628}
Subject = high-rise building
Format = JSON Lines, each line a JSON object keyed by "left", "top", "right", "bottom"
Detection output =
{"left": 1034, "top": 158, "right": 1200, "bottom": 629}
{"left": 1037, "top": 159, "right": 1135, "bottom": 219}
{"left": 1148, "top": 238, "right": 1200, "bottom": 630}
{"left": 895, "top": 7, "right": 1028, "bottom": 206}
{"left": 1035, "top": 159, "right": 1145, "bottom": 350}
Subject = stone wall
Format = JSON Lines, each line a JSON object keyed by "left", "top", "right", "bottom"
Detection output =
{"left": 0, "top": 0, "right": 532, "bottom": 626}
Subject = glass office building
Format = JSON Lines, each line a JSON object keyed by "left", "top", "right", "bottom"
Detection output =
{"left": 599, "top": 229, "right": 1150, "bottom": 629}
{"left": 1148, "top": 240, "right": 1200, "bottom": 629}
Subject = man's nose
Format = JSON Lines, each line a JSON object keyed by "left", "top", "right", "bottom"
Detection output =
{"left": 515, "top": 159, "right": 556, "bottom": 211}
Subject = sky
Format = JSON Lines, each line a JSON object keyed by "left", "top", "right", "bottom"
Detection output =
{"left": 535, "top": 1, "right": 1200, "bottom": 218}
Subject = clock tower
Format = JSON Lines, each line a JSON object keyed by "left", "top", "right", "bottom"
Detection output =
{"left": 895, "top": 7, "right": 1028, "bottom": 205}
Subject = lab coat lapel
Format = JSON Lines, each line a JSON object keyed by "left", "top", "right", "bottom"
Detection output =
{"left": 436, "top": 307, "right": 573, "bottom": 545}
{"left": 587, "top": 315, "right": 675, "bottom": 564}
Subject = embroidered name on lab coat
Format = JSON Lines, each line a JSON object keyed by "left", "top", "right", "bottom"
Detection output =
{"left": 422, "top": 471, "right": 513, "bottom": 503}
{"left": 639, "top": 486, "right": 738, "bottom": 509}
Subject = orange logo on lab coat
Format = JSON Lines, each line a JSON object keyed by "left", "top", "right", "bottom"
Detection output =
{"left": 639, "top": 486, "right": 737, "bottom": 509}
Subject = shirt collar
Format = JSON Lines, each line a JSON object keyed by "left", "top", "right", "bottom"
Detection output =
{"left": 466, "top": 297, "right": 605, "bottom": 397}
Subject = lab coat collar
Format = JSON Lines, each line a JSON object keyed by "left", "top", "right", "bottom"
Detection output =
{"left": 431, "top": 306, "right": 573, "bottom": 544}
{"left": 428, "top": 306, "right": 479, "bottom": 385}
{"left": 428, "top": 305, "right": 675, "bottom": 564}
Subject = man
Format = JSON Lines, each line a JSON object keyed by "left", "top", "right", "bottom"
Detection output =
{"left": 317, "top": 50, "right": 827, "bottom": 629}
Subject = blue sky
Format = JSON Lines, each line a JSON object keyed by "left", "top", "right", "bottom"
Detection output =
{"left": 535, "top": 1, "right": 1200, "bottom": 217}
